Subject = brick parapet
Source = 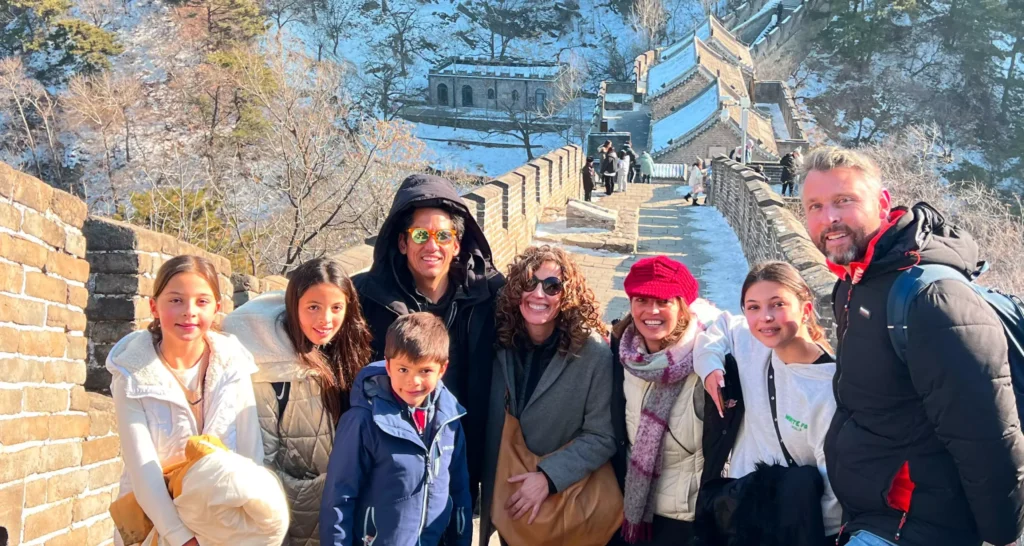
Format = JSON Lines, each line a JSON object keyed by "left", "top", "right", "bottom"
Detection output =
{"left": 0, "top": 164, "right": 120, "bottom": 546}
{"left": 708, "top": 156, "right": 837, "bottom": 340}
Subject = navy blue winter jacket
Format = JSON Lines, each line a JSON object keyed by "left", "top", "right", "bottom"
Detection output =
{"left": 320, "top": 363, "right": 472, "bottom": 546}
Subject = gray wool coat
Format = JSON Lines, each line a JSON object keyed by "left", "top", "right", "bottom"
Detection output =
{"left": 477, "top": 331, "right": 617, "bottom": 546}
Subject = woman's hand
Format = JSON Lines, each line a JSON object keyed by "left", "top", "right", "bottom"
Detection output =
{"left": 505, "top": 471, "right": 550, "bottom": 524}
{"left": 705, "top": 370, "right": 726, "bottom": 418}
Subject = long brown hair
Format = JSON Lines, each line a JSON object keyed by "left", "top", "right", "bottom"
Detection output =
{"left": 611, "top": 298, "right": 692, "bottom": 350}
{"left": 148, "top": 255, "right": 222, "bottom": 344}
{"left": 496, "top": 245, "right": 607, "bottom": 355}
{"left": 284, "top": 258, "right": 373, "bottom": 425}
{"left": 740, "top": 261, "right": 832, "bottom": 351}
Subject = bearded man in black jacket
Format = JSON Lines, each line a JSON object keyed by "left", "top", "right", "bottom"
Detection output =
{"left": 800, "top": 146, "right": 1024, "bottom": 546}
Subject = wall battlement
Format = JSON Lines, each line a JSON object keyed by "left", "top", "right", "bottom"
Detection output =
{"left": 708, "top": 156, "right": 837, "bottom": 338}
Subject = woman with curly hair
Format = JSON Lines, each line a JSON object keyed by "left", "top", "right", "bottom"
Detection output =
{"left": 478, "top": 245, "right": 619, "bottom": 546}
{"left": 609, "top": 256, "right": 722, "bottom": 545}
{"left": 222, "top": 257, "right": 373, "bottom": 546}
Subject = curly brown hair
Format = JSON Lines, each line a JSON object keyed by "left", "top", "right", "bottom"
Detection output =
{"left": 496, "top": 245, "right": 608, "bottom": 355}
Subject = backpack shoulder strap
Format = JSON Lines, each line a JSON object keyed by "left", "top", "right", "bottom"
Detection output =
{"left": 887, "top": 264, "right": 971, "bottom": 362}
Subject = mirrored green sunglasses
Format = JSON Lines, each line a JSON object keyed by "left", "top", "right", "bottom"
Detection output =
{"left": 406, "top": 228, "right": 457, "bottom": 245}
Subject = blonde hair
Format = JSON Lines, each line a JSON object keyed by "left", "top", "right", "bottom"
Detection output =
{"left": 800, "top": 146, "right": 882, "bottom": 192}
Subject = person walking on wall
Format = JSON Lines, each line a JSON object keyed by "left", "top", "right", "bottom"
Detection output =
{"left": 684, "top": 159, "right": 706, "bottom": 205}
{"left": 351, "top": 173, "right": 505, "bottom": 504}
{"left": 222, "top": 258, "right": 374, "bottom": 546}
{"left": 780, "top": 150, "right": 800, "bottom": 197}
{"left": 107, "top": 255, "right": 263, "bottom": 546}
{"left": 696, "top": 261, "right": 841, "bottom": 545}
{"left": 609, "top": 256, "right": 723, "bottom": 546}
{"left": 800, "top": 146, "right": 1024, "bottom": 546}
{"left": 639, "top": 152, "right": 654, "bottom": 184}
{"left": 583, "top": 156, "right": 597, "bottom": 202}
{"left": 478, "top": 245, "right": 621, "bottom": 546}
{"left": 617, "top": 150, "right": 630, "bottom": 193}
{"left": 603, "top": 150, "right": 619, "bottom": 196}
{"left": 621, "top": 142, "right": 639, "bottom": 184}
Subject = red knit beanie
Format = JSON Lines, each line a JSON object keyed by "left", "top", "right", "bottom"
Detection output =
{"left": 623, "top": 256, "right": 700, "bottom": 305}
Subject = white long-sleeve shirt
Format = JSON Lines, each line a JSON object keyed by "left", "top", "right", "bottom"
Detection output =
{"left": 107, "top": 330, "right": 263, "bottom": 546}
{"left": 694, "top": 312, "right": 841, "bottom": 535}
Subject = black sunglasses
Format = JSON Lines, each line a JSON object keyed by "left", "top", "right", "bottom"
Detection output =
{"left": 525, "top": 276, "right": 563, "bottom": 296}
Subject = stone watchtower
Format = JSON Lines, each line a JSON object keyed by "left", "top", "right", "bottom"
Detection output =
{"left": 427, "top": 56, "right": 565, "bottom": 112}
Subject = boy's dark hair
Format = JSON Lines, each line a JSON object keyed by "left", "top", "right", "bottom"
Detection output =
{"left": 385, "top": 312, "right": 450, "bottom": 363}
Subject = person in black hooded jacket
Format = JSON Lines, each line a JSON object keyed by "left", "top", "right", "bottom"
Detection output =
{"left": 800, "top": 146, "right": 1024, "bottom": 546}
{"left": 351, "top": 174, "right": 505, "bottom": 498}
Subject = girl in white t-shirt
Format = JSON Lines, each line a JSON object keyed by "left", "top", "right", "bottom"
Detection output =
{"left": 107, "top": 255, "right": 262, "bottom": 546}
{"left": 694, "top": 261, "right": 840, "bottom": 541}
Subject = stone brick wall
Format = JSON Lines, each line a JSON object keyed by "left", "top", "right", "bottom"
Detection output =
{"left": 649, "top": 72, "right": 713, "bottom": 122}
{"left": 0, "top": 164, "right": 122, "bottom": 546}
{"left": 707, "top": 156, "right": 838, "bottom": 339}
{"left": 82, "top": 218, "right": 234, "bottom": 393}
{"left": 427, "top": 75, "right": 554, "bottom": 110}
{"left": 657, "top": 123, "right": 777, "bottom": 165}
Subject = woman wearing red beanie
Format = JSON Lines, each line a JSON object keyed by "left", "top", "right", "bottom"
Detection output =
{"left": 608, "top": 255, "right": 723, "bottom": 545}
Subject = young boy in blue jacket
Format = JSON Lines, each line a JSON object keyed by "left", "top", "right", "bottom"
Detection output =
{"left": 320, "top": 312, "right": 472, "bottom": 546}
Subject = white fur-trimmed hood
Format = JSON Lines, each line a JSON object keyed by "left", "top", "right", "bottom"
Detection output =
{"left": 221, "top": 291, "right": 317, "bottom": 384}
{"left": 106, "top": 329, "right": 258, "bottom": 398}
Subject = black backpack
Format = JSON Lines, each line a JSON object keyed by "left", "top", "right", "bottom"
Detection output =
{"left": 887, "top": 262, "right": 1024, "bottom": 426}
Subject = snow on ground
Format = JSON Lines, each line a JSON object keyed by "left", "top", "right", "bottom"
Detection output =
{"left": 755, "top": 103, "right": 791, "bottom": 140}
{"left": 413, "top": 124, "right": 571, "bottom": 177}
{"left": 535, "top": 218, "right": 608, "bottom": 237}
{"left": 682, "top": 205, "right": 749, "bottom": 314}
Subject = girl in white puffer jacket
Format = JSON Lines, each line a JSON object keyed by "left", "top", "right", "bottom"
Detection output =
{"left": 107, "top": 255, "right": 263, "bottom": 546}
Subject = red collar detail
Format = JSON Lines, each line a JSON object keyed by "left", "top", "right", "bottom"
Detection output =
{"left": 825, "top": 209, "right": 907, "bottom": 283}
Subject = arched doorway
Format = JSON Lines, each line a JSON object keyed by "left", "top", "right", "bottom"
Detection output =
{"left": 462, "top": 85, "right": 474, "bottom": 107}
{"left": 437, "top": 84, "right": 448, "bottom": 106}
{"left": 535, "top": 89, "right": 547, "bottom": 110}
{"left": 511, "top": 90, "right": 519, "bottom": 104}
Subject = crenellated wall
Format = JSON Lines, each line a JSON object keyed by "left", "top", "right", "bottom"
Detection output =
{"left": 0, "top": 164, "right": 122, "bottom": 546}
{"left": 708, "top": 156, "right": 838, "bottom": 338}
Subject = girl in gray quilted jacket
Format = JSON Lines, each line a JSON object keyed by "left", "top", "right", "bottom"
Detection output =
{"left": 223, "top": 258, "right": 373, "bottom": 546}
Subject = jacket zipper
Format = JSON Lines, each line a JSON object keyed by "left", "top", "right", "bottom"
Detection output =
{"left": 417, "top": 411, "right": 466, "bottom": 535}
{"left": 835, "top": 283, "right": 854, "bottom": 407}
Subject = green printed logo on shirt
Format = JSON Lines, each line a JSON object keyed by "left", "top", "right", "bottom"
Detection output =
{"left": 785, "top": 415, "right": 808, "bottom": 432}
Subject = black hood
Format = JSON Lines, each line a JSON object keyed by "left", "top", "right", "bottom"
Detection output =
{"left": 865, "top": 202, "right": 982, "bottom": 280}
{"left": 360, "top": 174, "right": 498, "bottom": 309}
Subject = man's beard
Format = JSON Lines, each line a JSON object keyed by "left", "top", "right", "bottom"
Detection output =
{"left": 816, "top": 223, "right": 871, "bottom": 265}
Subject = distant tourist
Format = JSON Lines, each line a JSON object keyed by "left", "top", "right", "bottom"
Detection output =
{"left": 800, "top": 146, "right": 1024, "bottom": 546}
{"left": 621, "top": 142, "right": 639, "bottom": 184}
{"left": 603, "top": 150, "right": 619, "bottom": 196}
{"left": 779, "top": 149, "right": 801, "bottom": 197}
{"left": 583, "top": 156, "right": 597, "bottom": 201}
{"left": 684, "top": 159, "right": 706, "bottom": 205}
{"left": 617, "top": 151, "right": 630, "bottom": 192}
{"left": 639, "top": 151, "right": 654, "bottom": 184}
{"left": 352, "top": 173, "right": 505, "bottom": 506}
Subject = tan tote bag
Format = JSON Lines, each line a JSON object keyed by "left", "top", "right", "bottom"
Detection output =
{"left": 491, "top": 412, "right": 624, "bottom": 546}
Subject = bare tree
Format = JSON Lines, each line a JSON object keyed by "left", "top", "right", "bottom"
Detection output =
{"left": 210, "top": 47, "right": 426, "bottom": 274}
{"left": 63, "top": 71, "right": 143, "bottom": 208}
{"left": 0, "top": 57, "right": 70, "bottom": 192}
{"left": 630, "top": 0, "right": 667, "bottom": 52}
{"left": 78, "top": 0, "right": 120, "bottom": 29}
{"left": 546, "top": 51, "right": 590, "bottom": 148}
